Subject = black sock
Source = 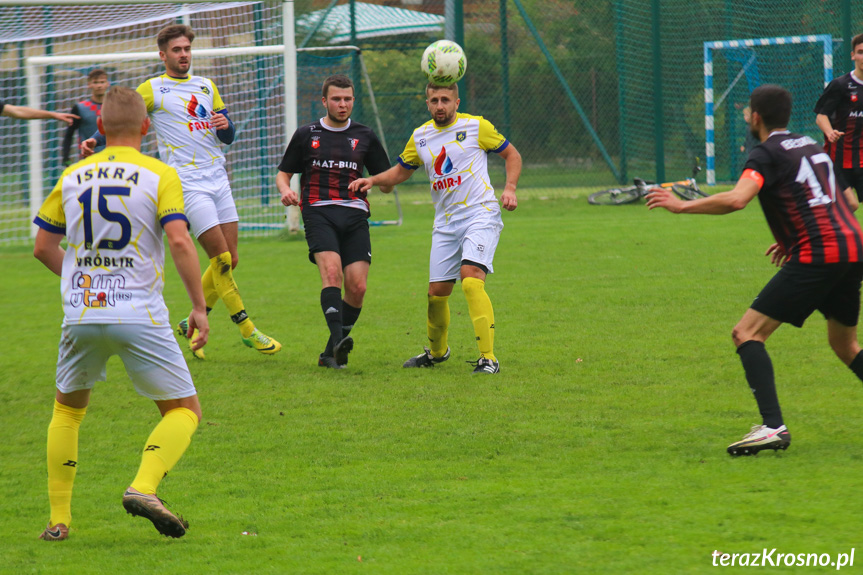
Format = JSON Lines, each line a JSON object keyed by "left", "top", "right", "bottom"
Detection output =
{"left": 342, "top": 301, "right": 362, "bottom": 340}
{"left": 849, "top": 350, "right": 863, "bottom": 382}
{"left": 737, "top": 340, "right": 783, "bottom": 428}
{"left": 320, "top": 287, "right": 343, "bottom": 356}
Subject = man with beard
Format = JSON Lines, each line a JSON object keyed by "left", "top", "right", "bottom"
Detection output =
{"left": 82, "top": 25, "right": 280, "bottom": 359}
{"left": 648, "top": 84, "right": 863, "bottom": 456}
{"left": 350, "top": 82, "right": 522, "bottom": 374}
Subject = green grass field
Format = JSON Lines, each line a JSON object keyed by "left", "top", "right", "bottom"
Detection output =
{"left": 4, "top": 189, "right": 863, "bottom": 574}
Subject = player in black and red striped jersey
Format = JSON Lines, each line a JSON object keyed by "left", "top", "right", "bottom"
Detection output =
{"left": 648, "top": 84, "right": 863, "bottom": 456}
{"left": 814, "top": 32, "right": 863, "bottom": 210}
{"left": 276, "top": 74, "right": 392, "bottom": 369}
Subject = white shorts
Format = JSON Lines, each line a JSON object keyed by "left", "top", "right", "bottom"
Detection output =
{"left": 180, "top": 166, "right": 239, "bottom": 238}
{"left": 429, "top": 214, "right": 503, "bottom": 282}
{"left": 56, "top": 323, "right": 196, "bottom": 401}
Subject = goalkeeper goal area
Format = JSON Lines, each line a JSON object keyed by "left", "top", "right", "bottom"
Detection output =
{"left": 0, "top": 1, "right": 400, "bottom": 245}
{"left": 703, "top": 34, "right": 834, "bottom": 185}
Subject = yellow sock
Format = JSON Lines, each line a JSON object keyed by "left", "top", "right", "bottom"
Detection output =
{"left": 201, "top": 266, "right": 220, "bottom": 309}
{"left": 209, "top": 252, "right": 255, "bottom": 338}
{"left": 462, "top": 277, "right": 496, "bottom": 362}
{"left": 130, "top": 408, "right": 199, "bottom": 495}
{"left": 427, "top": 294, "right": 450, "bottom": 357}
{"left": 47, "top": 400, "right": 87, "bottom": 527}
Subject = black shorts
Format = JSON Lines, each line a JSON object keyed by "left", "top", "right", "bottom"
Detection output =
{"left": 751, "top": 261, "right": 863, "bottom": 328}
{"left": 301, "top": 204, "right": 371, "bottom": 267}
{"left": 835, "top": 166, "right": 863, "bottom": 201}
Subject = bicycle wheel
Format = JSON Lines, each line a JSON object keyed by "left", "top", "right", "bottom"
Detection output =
{"left": 671, "top": 183, "right": 709, "bottom": 201}
{"left": 588, "top": 186, "right": 642, "bottom": 205}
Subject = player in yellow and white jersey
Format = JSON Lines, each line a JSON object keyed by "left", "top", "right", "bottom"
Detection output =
{"left": 81, "top": 25, "right": 280, "bottom": 359}
{"left": 33, "top": 86, "right": 207, "bottom": 541}
{"left": 350, "top": 83, "right": 522, "bottom": 374}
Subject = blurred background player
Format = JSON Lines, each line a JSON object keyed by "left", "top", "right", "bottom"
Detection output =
{"left": 0, "top": 99, "right": 77, "bottom": 124}
{"left": 81, "top": 25, "right": 280, "bottom": 359}
{"left": 648, "top": 84, "right": 863, "bottom": 456}
{"left": 276, "top": 75, "right": 392, "bottom": 369}
{"left": 33, "top": 86, "right": 208, "bottom": 540}
{"left": 61, "top": 68, "right": 109, "bottom": 166}
{"left": 739, "top": 106, "right": 758, "bottom": 158}
{"left": 350, "top": 82, "right": 521, "bottom": 374}
{"left": 813, "top": 32, "right": 863, "bottom": 212}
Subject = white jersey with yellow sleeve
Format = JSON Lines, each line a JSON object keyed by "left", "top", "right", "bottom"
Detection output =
{"left": 398, "top": 113, "right": 509, "bottom": 227}
{"left": 137, "top": 74, "right": 227, "bottom": 175}
{"left": 33, "top": 146, "right": 188, "bottom": 326}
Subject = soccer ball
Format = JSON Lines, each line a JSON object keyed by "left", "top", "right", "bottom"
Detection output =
{"left": 421, "top": 40, "right": 467, "bottom": 86}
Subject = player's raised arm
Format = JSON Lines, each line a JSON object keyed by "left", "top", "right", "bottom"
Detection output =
{"left": 2, "top": 104, "right": 79, "bottom": 125}
{"left": 647, "top": 176, "right": 760, "bottom": 215}
{"left": 349, "top": 164, "right": 414, "bottom": 194}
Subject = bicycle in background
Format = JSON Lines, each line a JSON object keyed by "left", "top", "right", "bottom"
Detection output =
{"left": 588, "top": 160, "right": 708, "bottom": 205}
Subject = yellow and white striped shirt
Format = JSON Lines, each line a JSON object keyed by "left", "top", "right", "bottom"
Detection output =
{"left": 399, "top": 113, "right": 508, "bottom": 226}
{"left": 137, "top": 74, "right": 227, "bottom": 174}
{"left": 34, "top": 146, "right": 187, "bottom": 326}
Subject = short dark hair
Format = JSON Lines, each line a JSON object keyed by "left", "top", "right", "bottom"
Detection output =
{"left": 853, "top": 33, "right": 863, "bottom": 51}
{"left": 87, "top": 68, "right": 107, "bottom": 82}
{"left": 322, "top": 75, "right": 353, "bottom": 98}
{"left": 426, "top": 82, "right": 458, "bottom": 98}
{"left": 157, "top": 24, "right": 195, "bottom": 51}
{"left": 749, "top": 84, "right": 791, "bottom": 130}
{"left": 101, "top": 86, "right": 147, "bottom": 137}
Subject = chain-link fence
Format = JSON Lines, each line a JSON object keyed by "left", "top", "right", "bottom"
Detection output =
{"left": 300, "top": 0, "right": 863, "bottom": 189}
{"left": 3, "top": 0, "right": 863, "bottom": 244}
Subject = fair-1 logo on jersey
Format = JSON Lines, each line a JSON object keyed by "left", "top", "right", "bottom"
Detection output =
{"left": 456, "top": 131, "right": 466, "bottom": 142}
{"left": 186, "top": 95, "right": 208, "bottom": 119}
{"left": 348, "top": 138, "right": 359, "bottom": 150}
{"left": 433, "top": 146, "right": 456, "bottom": 176}
{"left": 311, "top": 136, "right": 320, "bottom": 149}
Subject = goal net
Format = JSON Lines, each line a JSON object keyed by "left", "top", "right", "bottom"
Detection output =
{"left": 704, "top": 34, "right": 833, "bottom": 184}
{"left": 0, "top": 1, "right": 399, "bottom": 245}
{"left": 2, "top": 2, "right": 286, "bottom": 243}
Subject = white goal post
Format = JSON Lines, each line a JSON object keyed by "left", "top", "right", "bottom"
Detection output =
{"left": 20, "top": 0, "right": 299, "bottom": 238}
{"left": 703, "top": 34, "right": 833, "bottom": 185}
{"left": 11, "top": 0, "right": 401, "bottom": 242}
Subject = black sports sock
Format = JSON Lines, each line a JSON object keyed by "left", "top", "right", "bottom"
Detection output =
{"left": 737, "top": 340, "right": 784, "bottom": 428}
{"left": 320, "top": 287, "right": 343, "bottom": 356}
{"left": 849, "top": 350, "right": 863, "bottom": 382}
{"left": 341, "top": 301, "right": 362, "bottom": 340}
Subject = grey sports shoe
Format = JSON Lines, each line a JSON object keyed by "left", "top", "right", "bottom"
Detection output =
{"left": 318, "top": 354, "right": 345, "bottom": 369}
{"left": 122, "top": 487, "right": 188, "bottom": 538}
{"left": 403, "top": 346, "right": 450, "bottom": 368}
